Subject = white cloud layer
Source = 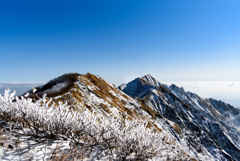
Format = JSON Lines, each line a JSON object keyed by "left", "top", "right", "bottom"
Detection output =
{"left": 0, "top": 83, "right": 45, "bottom": 96}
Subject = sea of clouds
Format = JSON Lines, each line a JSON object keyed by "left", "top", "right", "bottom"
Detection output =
{"left": 0, "top": 83, "right": 45, "bottom": 96}
{"left": 163, "top": 81, "right": 240, "bottom": 108}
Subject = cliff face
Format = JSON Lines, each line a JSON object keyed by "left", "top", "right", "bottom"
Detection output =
{"left": 120, "top": 74, "right": 240, "bottom": 161}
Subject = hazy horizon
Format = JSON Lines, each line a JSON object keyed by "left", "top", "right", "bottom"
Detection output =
{"left": 1, "top": 80, "right": 239, "bottom": 108}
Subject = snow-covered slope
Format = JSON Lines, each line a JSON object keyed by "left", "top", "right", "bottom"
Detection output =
{"left": 120, "top": 74, "right": 240, "bottom": 161}
{"left": 26, "top": 73, "right": 159, "bottom": 123}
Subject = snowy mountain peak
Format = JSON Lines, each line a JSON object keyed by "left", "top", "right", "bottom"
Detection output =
{"left": 121, "top": 74, "right": 240, "bottom": 161}
{"left": 141, "top": 74, "right": 161, "bottom": 87}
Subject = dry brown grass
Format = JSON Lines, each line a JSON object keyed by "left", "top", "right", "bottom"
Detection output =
{"left": 85, "top": 104, "right": 92, "bottom": 112}
{"left": 146, "top": 121, "right": 162, "bottom": 133}
{"left": 131, "top": 109, "right": 140, "bottom": 119}
{"left": 79, "top": 73, "right": 136, "bottom": 119}
{"left": 172, "top": 123, "right": 181, "bottom": 134}
{"left": 152, "top": 123, "right": 163, "bottom": 132}
{"left": 70, "top": 88, "right": 83, "bottom": 104}
{"left": 139, "top": 78, "right": 152, "bottom": 85}
{"left": 190, "top": 159, "right": 198, "bottom": 161}
{"left": 139, "top": 101, "right": 160, "bottom": 119}
{"left": 99, "top": 103, "right": 111, "bottom": 113}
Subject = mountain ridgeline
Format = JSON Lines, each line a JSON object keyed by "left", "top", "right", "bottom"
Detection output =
{"left": 24, "top": 73, "right": 240, "bottom": 161}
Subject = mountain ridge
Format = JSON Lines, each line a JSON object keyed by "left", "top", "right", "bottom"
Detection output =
{"left": 19, "top": 73, "right": 240, "bottom": 160}
{"left": 121, "top": 74, "right": 240, "bottom": 160}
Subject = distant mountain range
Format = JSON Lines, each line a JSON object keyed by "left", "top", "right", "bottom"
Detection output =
{"left": 20, "top": 73, "right": 240, "bottom": 160}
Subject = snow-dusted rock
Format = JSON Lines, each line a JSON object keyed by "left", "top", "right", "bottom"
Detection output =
{"left": 120, "top": 74, "right": 240, "bottom": 161}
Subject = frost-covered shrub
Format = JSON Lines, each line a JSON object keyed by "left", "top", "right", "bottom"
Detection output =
{"left": 0, "top": 89, "right": 99, "bottom": 142}
{"left": 0, "top": 89, "right": 193, "bottom": 160}
{"left": 97, "top": 118, "right": 177, "bottom": 160}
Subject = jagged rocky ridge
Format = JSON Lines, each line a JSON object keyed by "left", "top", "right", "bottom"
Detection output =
{"left": 120, "top": 74, "right": 240, "bottom": 161}
{"left": 20, "top": 73, "right": 240, "bottom": 160}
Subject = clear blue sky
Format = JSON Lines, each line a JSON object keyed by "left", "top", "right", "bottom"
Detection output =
{"left": 1, "top": 0, "right": 240, "bottom": 84}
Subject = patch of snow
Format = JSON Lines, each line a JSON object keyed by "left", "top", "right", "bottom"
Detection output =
{"left": 106, "top": 97, "right": 112, "bottom": 103}
{"left": 45, "top": 82, "right": 69, "bottom": 93}
{"left": 109, "top": 90, "right": 117, "bottom": 97}
{"left": 106, "top": 81, "right": 115, "bottom": 88}
{"left": 87, "top": 84, "right": 100, "bottom": 91}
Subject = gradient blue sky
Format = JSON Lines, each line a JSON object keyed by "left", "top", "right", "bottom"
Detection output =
{"left": 1, "top": 0, "right": 240, "bottom": 84}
